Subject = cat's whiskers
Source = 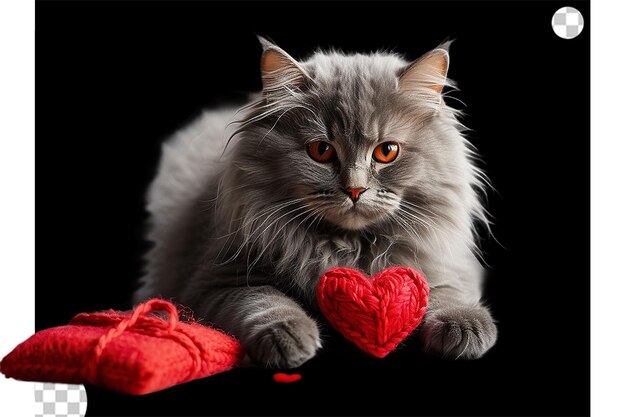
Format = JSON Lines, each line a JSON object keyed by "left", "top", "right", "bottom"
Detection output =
{"left": 215, "top": 192, "right": 330, "bottom": 268}
{"left": 400, "top": 199, "right": 467, "bottom": 239}
{"left": 376, "top": 192, "right": 442, "bottom": 234}
{"left": 398, "top": 201, "right": 488, "bottom": 265}
{"left": 400, "top": 209, "right": 456, "bottom": 262}
{"left": 396, "top": 206, "right": 434, "bottom": 230}
{"left": 398, "top": 203, "right": 467, "bottom": 254}
{"left": 280, "top": 208, "right": 327, "bottom": 298}
{"left": 237, "top": 205, "right": 305, "bottom": 254}
{"left": 399, "top": 211, "right": 454, "bottom": 267}
{"left": 398, "top": 199, "right": 444, "bottom": 223}
{"left": 215, "top": 198, "right": 308, "bottom": 265}
{"left": 219, "top": 198, "right": 304, "bottom": 240}
{"left": 246, "top": 206, "right": 314, "bottom": 277}
{"left": 397, "top": 208, "right": 461, "bottom": 268}
{"left": 212, "top": 200, "right": 298, "bottom": 264}
{"left": 394, "top": 212, "right": 427, "bottom": 245}
{"left": 302, "top": 209, "right": 326, "bottom": 241}
{"left": 246, "top": 207, "right": 310, "bottom": 276}
{"left": 240, "top": 197, "right": 316, "bottom": 250}
{"left": 290, "top": 203, "right": 327, "bottom": 238}
{"left": 391, "top": 214, "right": 424, "bottom": 258}
{"left": 395, "top": 209, "right": 436, "bottom": 244}
{"left": 211, "top": 200, "right": 287, "bottom": 251}
{"left": 404, "top": 202, "right": 474, "bottom": 248}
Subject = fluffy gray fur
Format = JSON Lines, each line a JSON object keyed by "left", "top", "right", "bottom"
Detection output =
{"left": 134, "top": 38, "right": 497, "bottom": 367}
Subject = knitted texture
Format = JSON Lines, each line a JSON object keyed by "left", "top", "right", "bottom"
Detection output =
{"left": 0, "top": 299, "right": 244, "bottom": 395}
{"left": 317, "top": 266, "right": 429, "bottom": 358}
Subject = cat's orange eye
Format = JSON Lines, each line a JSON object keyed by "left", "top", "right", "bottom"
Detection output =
{"left": 373, "top": 142, "right": 399, "bottom": 163}
{"left": 307, "top": 140, "right": 336, "bottom": 163}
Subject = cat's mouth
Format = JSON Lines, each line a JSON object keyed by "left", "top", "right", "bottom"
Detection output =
{"left": 325, "top": 201, "right": 384, "bottom": 231}
{"left": 340, "top": 210, "right": 376, "bottom": 230}
{"left": 304, "top": 190, "right": 396, "bottom": 231}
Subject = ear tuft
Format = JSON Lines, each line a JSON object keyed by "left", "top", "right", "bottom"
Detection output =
{"left": 436, "top": 38, "right": 454, "bottom": 53}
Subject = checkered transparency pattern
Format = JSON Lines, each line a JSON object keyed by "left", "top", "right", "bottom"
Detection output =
{"left": 34, "top": 383, "right": 87, "bottom": 417}
{"left": 552, "top": 7, "right": 584, "bottom": 39}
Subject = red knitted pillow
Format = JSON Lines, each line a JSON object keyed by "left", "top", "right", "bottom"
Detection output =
{"left": 0, "top": 299, "right": 244, "bottom": 395}
{"left": 317, "top": 266, "right": 429, "bottom": 358}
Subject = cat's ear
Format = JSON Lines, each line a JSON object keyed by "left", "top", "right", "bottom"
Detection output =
{"left": 258, "top": 36, "right": 309, "bottom": 94}
{"left": 398, "top": 43, "right": 450, "bottom": 103}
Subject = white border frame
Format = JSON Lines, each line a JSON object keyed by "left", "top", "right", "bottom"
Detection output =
{"left": 2, "top": 0, "right": 624, "bottom": 416}
{"left": 591, "top": 0, "right": 626, "bottom": 416}
{"left": 0, "top": 1, "right": 35, "bottom": 416}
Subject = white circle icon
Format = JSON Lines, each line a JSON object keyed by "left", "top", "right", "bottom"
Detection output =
{"left": 552, "top": 7, "right": 584, "bottom": 39}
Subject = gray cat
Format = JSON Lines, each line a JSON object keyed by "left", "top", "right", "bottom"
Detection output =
{"left": 134, "top": 38, "right": 497, "bottom": 367}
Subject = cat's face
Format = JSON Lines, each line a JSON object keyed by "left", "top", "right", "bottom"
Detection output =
{"left": 235, "top": 40, "right": 468, "bottom": 233}
{"left": 299, "top": 135, "right": 407, "bottom": 231}
{"left": 287, "top": 81, "right": 431, "bottom": 231}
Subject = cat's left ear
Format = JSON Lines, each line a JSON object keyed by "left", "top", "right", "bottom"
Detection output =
{"left": 398, "top": 42, "right": 450, "bottom": 103}
{"left": 258, "top": 36, "right": 310, "bottom": 95}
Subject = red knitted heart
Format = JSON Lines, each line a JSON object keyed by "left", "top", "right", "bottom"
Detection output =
{"left": 317, "top": 266, "right": 429, "bottom": 358}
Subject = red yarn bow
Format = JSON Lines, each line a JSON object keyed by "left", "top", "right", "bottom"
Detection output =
{"left": 80, "top": 299, "right": 203, "bottom": 384}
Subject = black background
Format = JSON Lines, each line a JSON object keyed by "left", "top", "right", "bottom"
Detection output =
{"left": 35, "top": 1, "right": 590, "bottom": 416}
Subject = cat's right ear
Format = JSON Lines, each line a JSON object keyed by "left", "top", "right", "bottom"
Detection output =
{"left": 398, "top": 44, "right": 450, "bottom": 105}
{"left": 258, "top": 36, "right": 309, "bottom": 95}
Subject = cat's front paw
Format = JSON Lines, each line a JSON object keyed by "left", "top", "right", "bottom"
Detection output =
{"left": 245, "top": 313, "right": 321, "bottom": 368}
{"left": 419, "top": 305, "right": 497, "bottom": 360}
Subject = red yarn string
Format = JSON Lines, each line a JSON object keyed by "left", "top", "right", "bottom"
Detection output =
{"left": 86, "top": 299, "right": 203, "bottom": 384}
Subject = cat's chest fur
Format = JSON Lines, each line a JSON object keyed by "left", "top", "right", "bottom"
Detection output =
{"left": 316, "top": 233, "right": 375, "bottom": 270}
{"left": 269, "top": 227, "right": 421, "bottom": 297}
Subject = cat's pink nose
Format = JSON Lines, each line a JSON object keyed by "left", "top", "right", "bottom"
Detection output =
{"left": 343, "top": 187, "right": 367, "bottom": 202}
